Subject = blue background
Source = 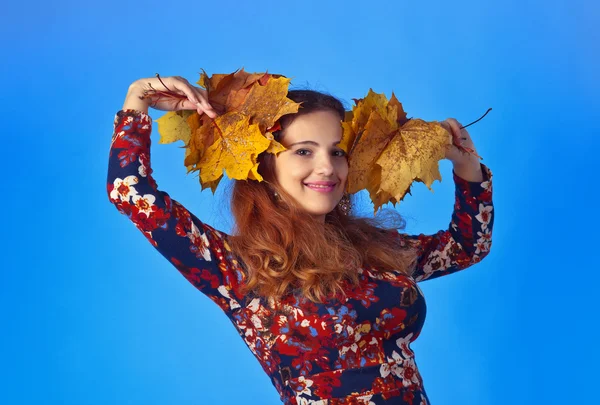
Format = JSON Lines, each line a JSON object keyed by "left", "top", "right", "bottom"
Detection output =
{"left": 1, "top": 0, "right": 598, "bottom": 404}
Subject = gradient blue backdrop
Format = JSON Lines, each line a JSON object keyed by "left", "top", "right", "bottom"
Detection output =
{"left": 2, "top": 0, "right": 598, "bottom": 404}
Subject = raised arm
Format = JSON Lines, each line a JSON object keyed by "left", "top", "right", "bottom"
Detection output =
{"left": 106, "top": 79, "right": 244, "bottom": 312}
{"left": 401, "top": 162, "right": 494, "bottom": 282}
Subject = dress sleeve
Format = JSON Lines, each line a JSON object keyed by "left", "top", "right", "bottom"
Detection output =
{"left": 401, "top": 163, "right": 494, "bottom": 283}
{"left": 106, "top": 109, "right": 245, "bottom": 312}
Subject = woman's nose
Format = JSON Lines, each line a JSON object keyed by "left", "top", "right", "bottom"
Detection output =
{"left": 315, "top": 155, "right": 335, "bottom": 176}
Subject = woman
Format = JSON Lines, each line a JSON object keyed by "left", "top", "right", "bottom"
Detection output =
{"left": 107, "top": 75, "right": 494, "bottom": 404}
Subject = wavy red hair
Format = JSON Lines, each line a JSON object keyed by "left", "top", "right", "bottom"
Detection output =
{"left": 228, "top": 90, "right": 418, "bottom": 303}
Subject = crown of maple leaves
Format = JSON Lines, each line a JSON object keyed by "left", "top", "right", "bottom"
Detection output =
{"left": 156, "top": 69, "right": 480, "bottom": 213}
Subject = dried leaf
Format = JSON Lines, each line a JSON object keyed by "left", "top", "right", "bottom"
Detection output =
{"left": 387, "top": 92, "right": 409, "bottom": 126}
{"left": 265, "top": 132, "right": 286, "bottom": 155}
{"left": 376, "top": 119, "right": 449, "bottom": 202}
{"left": 196, "top": 112, "right": 270, "bottom": 184}
{"left": 345, "top": 90, "right": 454, "bottom": 214}
{"left": 157, "top": 69, "right": 298, "bottom": 192}
{"left": 350, "top": 89, "right": 390, "bottom": 134}
{"left": 201, "top": 176, "right": 223, "bottom": 193}
{"left": 155, "top": 110, "right": 195, "bottom": 145}
{"left": 338, "top": 119, "right": 356, "bottom": 154}
{"left": 198, "top": 68, "right": 270, "bottom": 113}
{"left": 238, "top": 76, "right": 300, "bottom": 133}
{"left": 347, "top": 110, "right": 395, "bottom": 193}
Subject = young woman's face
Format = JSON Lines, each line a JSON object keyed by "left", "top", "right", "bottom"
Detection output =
{"left": 274, "top": 110, "right": 348, "bottom": 222}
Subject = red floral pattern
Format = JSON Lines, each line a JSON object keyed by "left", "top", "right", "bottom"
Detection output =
{"left": 107, "top": 109, "right": 494, "bottom": 404}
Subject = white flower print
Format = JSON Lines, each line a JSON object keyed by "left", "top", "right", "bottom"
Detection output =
{"left": 380, "top": 355, "right": 420, "bottom": 388}
{"left": 295, "top": 376, "right": 314, "bottom": 397}
{"left": 110, "top": 175, "right": 138, "bottom": 202}
{"left": 475, "top": 228, "right": 492, "bottom": 255}
{"left": 131, "top": 194, "right": 156, "bottom": 216}
{"left": 138, "top": 154, "right": 150, "bottom": 177}
{"left": 477, "top": 228, "right": 492, "bottom": 243}
{"left": 248, "top": 298, "right": 270, "bottom": 330}
{"left": 355, "top": 393, "right": 376, "bottom": 405}
{"left": 188, "top": 223, "right": 212, "bottom": 262}
{"left": 340, "top": 342, "right": 359, "bottom": 357}
{"left": 475, "top": 203, "right": 493, "bottom": 230}
{"left": 380, "top": 350, "right": 404, "bottom": 378}
{"left": 419, "top": 241, "right": 453, "bottom": 279}
{"left": 217, "top": 285, "right": 241, "bottom": 311}
{"left": 138, "top": 162, "right": 147, "bottom": 177}
{"left": 395, "top": 333, "right": 415, "bottom": 358}
{"left": 399, "top": 357, "right": 421, "bottom": 387}
{"left": 475, "top": 241, "right": 490, "bottom": 255}
{"left": 296, "top": 398, "right": 326, "bottom": 405}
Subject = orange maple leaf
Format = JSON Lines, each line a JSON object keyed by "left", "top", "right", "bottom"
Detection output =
{"left": 156, "top": 69, "right": 300, "bottom": 192}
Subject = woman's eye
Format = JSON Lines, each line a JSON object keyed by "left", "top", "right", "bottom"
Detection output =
{"left": 294, "top": 149, "right": 346, "bottom": 157}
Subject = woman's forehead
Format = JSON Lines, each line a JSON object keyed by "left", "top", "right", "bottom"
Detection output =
{"left": 280, "top": 111, "right": 343, "bottom": 144}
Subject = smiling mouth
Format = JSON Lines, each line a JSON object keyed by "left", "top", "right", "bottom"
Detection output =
{"left": 304, "top": 183, "right": 337, "bottom": 193}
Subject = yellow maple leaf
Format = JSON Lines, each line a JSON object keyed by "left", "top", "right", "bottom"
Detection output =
{"left": 265, "top": 132, "right": 286, "bottom": 155}
{"left": 247, "top": 152, "right": 269, "bottom": 181}
{"left": 338, "top": 116, "right": 356, "bottom": 154}
{"left": 155, "top": 110, "right": 195, "bottom": 145}
{"left": 185, "top": 119, "right": 219, "bottom": 167}
{"left": 375, "top": 119, "right": 449, "bottom": 203}
{"left": 155, "top": 69, "right": 298, "bottom": 192}
{"left": 366, "top": 166, "right": 398, "bottom": 213}
{"left": 347, "top": 110, "right": 396, "bottom": 194}
{"left": 201, "top": 176, "right": 223, "bottom": 193}
{"left": 349, "top": 89, "right": 389, "bottom": 134}
{"left": 238, "top": 76, "right": 300, "bottom": 133}
{"left": 196, "top": 112, "right": 270, "bottom": 184}
{"left": 387, "top": 92, "right": 409, "bottom": 126}
{"left": 345, "top": 90, "right": 454, "bottom": 214}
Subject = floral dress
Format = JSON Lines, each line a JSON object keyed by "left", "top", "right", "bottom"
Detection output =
{"left": 107, "top": 109, "right": 494, "bottom": 404}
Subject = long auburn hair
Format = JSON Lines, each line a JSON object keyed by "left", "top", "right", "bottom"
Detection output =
{"left": 228, "top": 90, "right": 418, "bottom": 303}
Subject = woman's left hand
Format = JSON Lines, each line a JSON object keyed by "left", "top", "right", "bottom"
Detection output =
{"left": 440, "top": 118, "right": 482, "bottom": 166}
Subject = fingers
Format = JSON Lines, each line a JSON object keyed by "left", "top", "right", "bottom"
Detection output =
{"left": 192, "top": 87, "right": 217, "bottom": 118}
{"left": 444, "top": 118, "right": 470, "bottom": 141}
{"left": 444, "top": 118, "right": 462, "bottom": 133}
{"left": 171, "top": 77, "right": 217, "bottom": 118}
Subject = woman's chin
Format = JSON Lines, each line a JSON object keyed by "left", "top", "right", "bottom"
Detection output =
{"left": 301, "top": 204, "right": 337, "bottom": 218}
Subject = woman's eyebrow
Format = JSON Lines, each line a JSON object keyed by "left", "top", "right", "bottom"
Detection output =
{"left": 289, "top": 140, "right": 342, "bottom": 147}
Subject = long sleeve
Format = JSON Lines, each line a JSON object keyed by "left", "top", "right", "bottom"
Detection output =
{"left": 401, "top": 163, "right": 494, "bottom": 283}
{"left": 106, "top": 109, "right": 245, "bottom": 313}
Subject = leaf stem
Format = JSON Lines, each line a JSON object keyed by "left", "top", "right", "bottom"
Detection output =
{"left": 460, "top": 108, "right": 492, "bottom": 130}
{"left": 155, "top": 73, "right": 172, "bottom": 92}
{"left": 138, "top": 74, "right": 188, "bottom": 109}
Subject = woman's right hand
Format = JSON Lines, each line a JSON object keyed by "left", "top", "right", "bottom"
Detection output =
{"left": 127, "top": 75, "right": 217, "bottom": 118}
